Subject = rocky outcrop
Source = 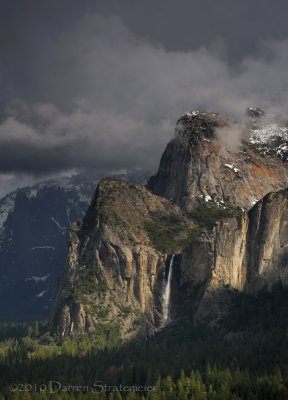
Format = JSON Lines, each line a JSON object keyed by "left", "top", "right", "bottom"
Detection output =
{"left": 246, "top": 189, "right": 288, "bottom": 291}
{"left": 148, "top": 111, "right": 288, "bottom": 210}
{"left": 53, "top": 184, "right": 288, "bottom": 335}
{"left": 174, "top": 188, "right": 288, "bottom": 325}
{"left": 52, "top": 110, "right": 288, "bottom": 337}
{"left": 52, "top": 179, "right": 195, "bottom": 338}
{"left": 0, "top": 169, "right": 150, "bottom": 322}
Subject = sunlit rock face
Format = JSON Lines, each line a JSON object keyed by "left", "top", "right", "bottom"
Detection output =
{"left": 53, "top": 110, "right": 288, "bottom": 336}
{"left": 52, "top": 179, "right": 194, "bottom": 338}
{"left": 177, "top": 188, "right": 288, "bottom": 325}
{"left": 148, "top": 110, "right": 288, "bottom": 211}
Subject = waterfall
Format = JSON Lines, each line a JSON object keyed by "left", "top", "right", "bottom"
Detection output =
{"left": 162, "top": 254, "right": 175, "bottom": 325}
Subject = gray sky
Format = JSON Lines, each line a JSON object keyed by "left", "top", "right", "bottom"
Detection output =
{"left": 1, "top": 0, "right": 288, "bottom": 195}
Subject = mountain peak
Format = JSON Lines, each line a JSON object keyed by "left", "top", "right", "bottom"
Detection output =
{"left": 176, "top": 110, "right": 230, "bottom": 141}
{"left": 148, "top": 110, "right": 288, "bottom": 210}
{"left": 178, "top": 109, "right": 226, "bottom": 123}
{"left": 246, "top": 106, "right": 265, "bottom": 118}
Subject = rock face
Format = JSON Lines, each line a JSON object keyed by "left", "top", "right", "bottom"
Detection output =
{"left": 148, "top": 111, "right": 288, "bottom": 210}
{"left": 246, "top": 189, "right": 288, "bottom": 291}
{"left": 0, "top": 169, "right": 150, "bottom": 322}
{"left": 52, "top": 110, "right": 288, "bottom": 337}
{"left": 177, "top": 189, "right": 288, "bottom": 324}
{"left": 52, "top": 179, "right": 194, "bottom": 337}
{"left": 0, "top": 183, "right": 92, "bottom": 322}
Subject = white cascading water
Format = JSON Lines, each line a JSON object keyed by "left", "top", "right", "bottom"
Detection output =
{"left": 162, "top": 254, "right": 175, "bottom": 325}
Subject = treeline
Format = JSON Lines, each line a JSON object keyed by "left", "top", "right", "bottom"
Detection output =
{"left": 2, "top": 367, "right": 288, "bottom": 400}
{"left": 0, "top": 321, "right": 48, "bottom": 341}
{"left": 1, "top": 285, "right": 288, "bottom": 399}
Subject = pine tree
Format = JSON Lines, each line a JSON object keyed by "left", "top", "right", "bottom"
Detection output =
{"left": 126, "top": 391, "right": 138, "bottom": 400}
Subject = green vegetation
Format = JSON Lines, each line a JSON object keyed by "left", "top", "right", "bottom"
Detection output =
{"left": 189, "top": 204, "right": 242, "bottom": 230}
{"left": 0, "top": 321, "right": 48, "bottom": 341}
{"left": 144, "top": 214, "right": 200, "bottom": 252}
{"left": 144, "top": 203, "right": 242, "bottom": 253}
{"left": 0, "top": 285, "right": 288, "bottom": 399}
{"left": 118, "top": 305, "right": 134, "bottom": 316}
{"left": 71, "top": 268, "right": 107, "bottom": 298}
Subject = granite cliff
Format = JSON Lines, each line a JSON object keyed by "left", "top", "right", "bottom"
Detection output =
{"left": 52, "top": 110, "right": 288, "bottom": 337}
{"left": 0, "top": 169, "right": 149, "bottom": 322}
{"left": 178, "top": 188, "right": 288, "bottom": 325}
{"left": 148, "top": 110, "right": 288, "bottom": 210}
{"left": 52, "top": 179, "right": 195, "bottom": 337}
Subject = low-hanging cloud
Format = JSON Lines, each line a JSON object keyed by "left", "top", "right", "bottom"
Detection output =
{"left": 1, "top": 14, "right": 288, "bottom": 185}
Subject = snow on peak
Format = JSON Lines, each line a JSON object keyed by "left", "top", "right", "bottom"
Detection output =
{"left": 249, "top": 124, "right": 288, "bottom": 144}
{"left": 50, "top": 217, "right": 66, "bottom": 234}
{"left": 30, "top": 246, "right": 55, "bottom": 251}
{"left": 0, "top": 193, "right": 17, "bottom": 231}
{"left": 224, "top": 163, "right": 240, "bottom": 173}
{"left": 246, "top": 107, "right": 265, "bottom": 116}
{"left": 249, "top": 123, "right": 288, "bottom": 161}
{"left": 183, "top": 110, "right": 200, "bottom": 118}
{"left": 25, "top": 274, "right": 50, "bottom": 284}
{"left": 36, "top": 290, "right": 47, "bottom": 298}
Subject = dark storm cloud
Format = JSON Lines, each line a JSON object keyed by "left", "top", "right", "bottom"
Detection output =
{"left": 2, "top": 0, "right": 288, "bottom": 69}
{"left": 1, "top": 1, "right": 288, "bottom": 190}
